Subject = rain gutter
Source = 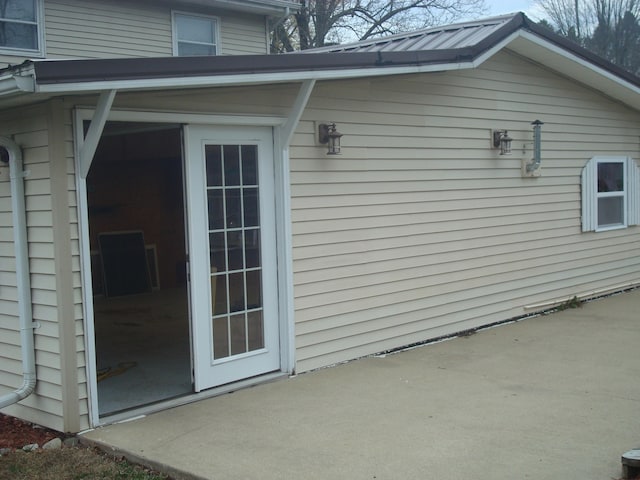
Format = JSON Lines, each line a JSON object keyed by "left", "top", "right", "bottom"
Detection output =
{"left": 0, "top": 71, "right": 35, "bottom": 97}
{"left": 29, "top": 61, "right": 470, "bottom": 94}
{"left": 270, "top": 4, "right": 290, "bottom": 28}
{"left": 0, "top": 137, "right": 36, "bottom": 409}
{"left": 27, "top": 48, "right": 490, "bottom": 95}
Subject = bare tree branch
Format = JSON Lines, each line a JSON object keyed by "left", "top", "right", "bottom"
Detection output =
{"left": 534, "top": 0, "right": 640, "bottom": 74}
{"left": 271, "top": 0, "right": 487, "bottom": 51}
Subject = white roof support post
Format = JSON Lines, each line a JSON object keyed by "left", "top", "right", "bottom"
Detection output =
{"left": 78, "top": 89, "right": 116, "bottom": 179}
{"left": 276, "top": 79, "right": 315, "bottom": 375}
{"left": 280, "top": 79, "right": 315, "bottom": 147}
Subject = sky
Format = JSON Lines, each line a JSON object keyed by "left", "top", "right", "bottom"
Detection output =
{"left": 485, "top": 0, "right": 544, "bottom": 20}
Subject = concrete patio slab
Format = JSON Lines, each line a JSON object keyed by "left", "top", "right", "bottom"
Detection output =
{"left": 81, "top": 289, "right": 640, "bottom": 480}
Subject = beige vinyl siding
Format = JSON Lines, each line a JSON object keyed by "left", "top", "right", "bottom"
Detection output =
{"left": 0, "top": 104, "right": 68, "bottom": 431}
{"left": 44, "top": 0, "right": 172, "bottom": 59}
{"left": 48, "top": 99, "right": 86, "bottom": 433}
{"left": 0, "top": 100, "right": 86, "bottom": 432}
{"left": 43, "top": 0, "right": 267, "bottom": 61}
{"left": 101, "top": 65, "right": 640, "bottom": 375}
{"left": 24, "top": 46, "right": 636, "bottom": 429}
{"left": 110, "top": 83, "right": 296, "bottom": 115}
{"left": 0, "top": 52, "right": 40, "bottom": 69}
{"left": 220, "top": 12, "right": 269, "bottom": 55}
{"left": 0, "top": 0, "right": 270, "bottom": 65}
{"left": 290, "top": 50, "right": 640, "bottom": 372}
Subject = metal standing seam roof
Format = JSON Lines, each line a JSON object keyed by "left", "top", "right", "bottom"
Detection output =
{"left": 302, "top": 13, "right": 519, "bottom": 53}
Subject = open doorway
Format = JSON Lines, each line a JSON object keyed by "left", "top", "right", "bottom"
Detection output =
{"left": 86, "top": 122, "right": 191, "bottom": 416}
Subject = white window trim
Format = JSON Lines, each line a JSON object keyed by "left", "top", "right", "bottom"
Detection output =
{"left": 581, "top": 155, "right": 640, "bottom": 232}
{"left": 594, "top": 157, "right": 627, "bottom": 232}
{"left": 0, "top": 0, "right": 45, "bottom": 57}
{"left": 171, "top": 10, "right": 220, "bottom": 57}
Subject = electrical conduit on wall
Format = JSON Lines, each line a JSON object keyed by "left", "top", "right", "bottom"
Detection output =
{"left": 0, "top": 137, "right": 36, "bottom": 409}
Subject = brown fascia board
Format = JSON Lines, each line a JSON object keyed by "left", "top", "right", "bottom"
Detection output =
{"left": 29, "top": 49, "right": 479, "bottom": 85}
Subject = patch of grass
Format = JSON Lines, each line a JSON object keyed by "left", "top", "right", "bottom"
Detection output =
{"left": 556, "top": 295, "right": 583, "bottom": 311}
{"left": 0, "top": 447, "right": 170, "bottom": 480}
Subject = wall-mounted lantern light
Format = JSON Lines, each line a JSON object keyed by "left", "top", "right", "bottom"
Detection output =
{"left": 318, "top": 122, "right": 343, "bottom": 155}
{"left": 492, "top": 129, "right": 512, "bottom": 155}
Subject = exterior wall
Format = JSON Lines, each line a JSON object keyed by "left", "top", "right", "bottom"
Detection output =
{"left": 44, "top": 0, "right": 172, "bottom": 59}
{"left": 0, "top": 0, "right": 270, "bottom": 67}
{"left": 6, "top": 47, "right": 640, "bottom": 431}
{"left": 0, "top": 104, "right": 86, "bottom": 431}
{"left": 289, "top": 50, "right": 640, "bottom": 372}
{"left": 104, "top": 59, "right": 640, "bottom": 376}
{"left": 220, "top": 11, "right": 271, "bottom": 55}
{"left": 49, "top": 99, "right": 87, "bottom": 433}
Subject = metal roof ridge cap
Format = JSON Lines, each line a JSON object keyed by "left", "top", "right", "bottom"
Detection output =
{"left": 466, "top": 30, "right": 523, "bottom": 69}
{"left": 462, "top": 11, "right": 526, "bottom": 58}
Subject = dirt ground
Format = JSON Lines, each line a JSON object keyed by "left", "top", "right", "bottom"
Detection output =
{"left": 0, "top": 413, "right": 171, "bottom": 480}
{"left": 0, "top": 413, "right": 62, "bottom": 449}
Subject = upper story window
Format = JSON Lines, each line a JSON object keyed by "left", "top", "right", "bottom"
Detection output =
{"left": 581, "top": 156, "right": 640, "bottom": 232}
{"left": 0, "top": 0, "right": 42, "bottom": 54}
{"left": 172, "top": 12, "right": 219, "bottom": 56}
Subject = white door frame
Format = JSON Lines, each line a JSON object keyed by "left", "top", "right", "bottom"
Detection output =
{"left": 73, "top": 109, "right": 294, "bottom": 427}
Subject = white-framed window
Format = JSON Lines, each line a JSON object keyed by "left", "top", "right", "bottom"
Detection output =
{"left": 581, "top": 156, "right": 640, "bottom": 232}
{"left": 172, "top": 11, "right": 219, "bottom": 56}
{"left": 0, "top": 0, "right": 43, "bottom": 55}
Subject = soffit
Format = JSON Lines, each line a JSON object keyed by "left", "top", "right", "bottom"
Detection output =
{"left": 149, "top": 0, "right": 300, "bottom": 16}
{"left": 506, "top": 33, "right": 640, "bottom": 112}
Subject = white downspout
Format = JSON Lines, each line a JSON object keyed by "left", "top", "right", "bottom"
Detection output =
{"left": 0, "top": 136, "right": 36, "bottom": 409}
{"left": 268, "top": 6, "right": 291, "bottom": 53}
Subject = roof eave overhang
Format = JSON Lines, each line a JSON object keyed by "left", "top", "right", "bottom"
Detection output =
{"left": 30, "top": 60, "right": 478, "bottom": 95}
{"left": 2, "top": 14, "right": 640, "bottom": 113}
{"left": 22, "top": 31, "right": 520, "bottom": 96}
{"left": 170, "top": 0, "right": 299, "bottom": 17}
{"left": 505, "top": 30, "right": 640, "bottom": 111}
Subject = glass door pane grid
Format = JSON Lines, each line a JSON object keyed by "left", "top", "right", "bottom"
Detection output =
{"left": 206, "top": 144, "right": 263, "bottom": 360}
